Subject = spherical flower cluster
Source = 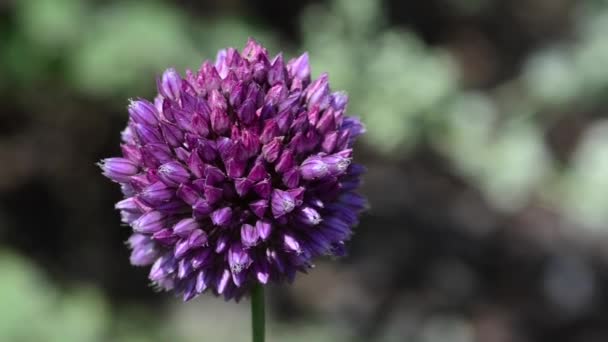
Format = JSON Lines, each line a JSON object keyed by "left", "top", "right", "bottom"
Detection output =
{"left": 100, "top": 39, "right": 366, "bottom": 301}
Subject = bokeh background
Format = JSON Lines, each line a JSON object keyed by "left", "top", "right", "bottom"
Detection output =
{"left": 2, "top": 0, "right": 608, "bottom": 341}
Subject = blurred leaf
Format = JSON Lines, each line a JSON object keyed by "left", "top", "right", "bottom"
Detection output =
{"left": 301, "top": 0, "right": 459, "bottom": 155}
{"left": 70, "top": 2, "right": 199, "bottom": 96}
{"left": 523, "top": 48, "right": 581, "bottom": 107}
{"left": 17, "top": 0, "right": 86, "bottom": 50}
{"left": 2, "top": 32, "right": 50, "bottom": 86}
{"left": 437, "top": 93, "right": 552, "bottom": 211}
{"left": 0, "top": 251, "right": 108, "bottom": 341}
{"left": 559, "top": 121, "right": 608, "bottom": 230}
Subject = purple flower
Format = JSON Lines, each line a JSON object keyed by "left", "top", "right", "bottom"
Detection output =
{"left": 100, "top": 39, "right": 366, "bottom": 301}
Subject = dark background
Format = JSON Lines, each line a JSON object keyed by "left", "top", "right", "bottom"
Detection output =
{"left": 2, "top": 0, "right": 608, "bottom": 341}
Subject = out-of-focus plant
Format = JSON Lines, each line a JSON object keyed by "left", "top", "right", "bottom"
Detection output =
{"left": 0, "top": 249, "right": 189, "bottom": 341}
{"left": 71, "top": 1, "right": 199, "bottom": 95}
{"left": 72, "top": 3, "right": 278, "bottom": 96}
{"left": 434, "top": 92, "right": 553, "bottom": 211}
{"left": 16, "top": 0, "right": 85, "bottom": 50}
{"left": 0, "top": 251, "right": 108, "bottom": 342}
{"left": 298, "top": 0, "right": 552, "bottom": 211}
{"left": 558, "top": 122, "right": 608, "bottom": 230}
{"left": 295, "top": 0, "right": 608, "bottom": 225}
{"left": 440, "top": 0, "right": 608, "bottom": 221}
{"left": 3, "top": 0, "right": 278, "bottom": 97}
{"left": 300, "top": 0, "right": 459, "bottom": 154}
{"left": 0, "top": 249, "right": 349, "bottom": 341}
{"left": 520, "top": 1, "right": 608, "bottom": 228}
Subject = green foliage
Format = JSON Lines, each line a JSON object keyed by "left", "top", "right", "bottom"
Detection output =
{"left": 0, "top": 251, "right": 108, "bottom": 342}
{"left": 17, "top": 0, "right": 86, "bottom": 50}
{"left": 558, "top": 122, "right": 608, "bottom": 230}
{"left": 71, "top": 2, "right": 199, "bottom": 95}
{"left": 301, "top": 0, "right": 459, "bottom": 153}
{"left": 4, "top": 0, "right": 279, "bottom": 97}
{"left": 435, "top": 93, "right": 552, "bottom": 211}
{"left": 296, "top": 0, "right": 608, "bottom": 223}
{"left": 0, "top": 250, "right": 348, "bottom": 341}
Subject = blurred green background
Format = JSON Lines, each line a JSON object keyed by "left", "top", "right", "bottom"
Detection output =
{"left": 2, "top": 0, "right": 608, "bottom": 341}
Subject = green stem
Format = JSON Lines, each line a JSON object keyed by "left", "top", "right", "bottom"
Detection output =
{"left": 251, "top": 283, "right": 265, "bottom": 342}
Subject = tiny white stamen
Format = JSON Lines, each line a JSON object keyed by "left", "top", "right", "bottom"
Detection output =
{"left": 337, "top": 158, "right": 351, "bottom": 172}
{"left": 282, "top": 199, "right": 295, "bottom": 213}
{"left": 158, "top": 164, "right": 170, "bottom": 174}
{"left": 231, "top": 263, "right": 244, "bottom": 273}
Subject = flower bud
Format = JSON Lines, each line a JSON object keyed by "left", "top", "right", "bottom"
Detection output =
{"left": 158, "top": 162, "right": 190, "bottom": 186}
{"left": 133, "top": 211, "right": 166, "bottom": 234}
{"left": 211, "top": 207, "right": 233, "bottom": 227}
{"left": 158, "top": 68, "right": 182, "bottom": 101}
{"left": 241, "top": 223, "right": 260, "bottom": 247}
{"left": 129, "top": 100, "right": 159, "bottom": 126}
{"left": 99, "top": 158, "right": 139, "bottom": 182}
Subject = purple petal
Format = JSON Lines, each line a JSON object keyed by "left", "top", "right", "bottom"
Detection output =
{"left": 193, "top": 198, "right": 213, "bottom": 219}
{"left": 283, "top": 233, "right": 302, "bottom": 254}
{"left": 234, "top": 177, "right": 254, "bottom": 197}
{"left": 228, "top": 244, "right": 252, "bottom": 274}
{"left": 287, "top": 52, "right": 310, "bottom": 83}
{"left": 172, "top": 218, "right": 199, "bottom": 237}
{"left": 241, "top": 223, "right": 260, "bottom": 247}
{"left": 152, "top": 228, "right": 178, "bottom": 245}
{"left": 158, "top": 68, "right": 182, "bottom": 101}
{"left": 176, "top": 183, "right": 200, "bottom": 206}
{"left": 132, "top": 211, "right": 166, "bottom": 234}
{"left": 253, "top": 179, "right": 272, "bottom": 199}
{"left": 128, "top": 100, "right": 159, "bottom": 126}
{"left": 139, "top": 181, "right": 174, "bottom": 205}
{"left": 282, "top": 168, "right": 300, "bottom": 188}
{"left": 271, "top": 189, "right": 297, "bottom": 218}
{"left": 275, "top": 149, "right": 294, "bottom": 173}
{"left": 158, "top": 161, "right": 190, "bottom": 186}
{"left": 99, "top": 158, "right": 139, "bottom": 183}
{"left": 188, "top": 229, "right": 208, "bottom": 248}
{"left": 261, "top": 138, "right": 282, "bottom": 163}
{"left": 249, "top": 199, "right": 268, "bottom": 218}
{"left": 300, "top": 155, "right": 329, "bottom": 180}
{"left": 296, "top": 206, "right": 322, "bottom": 226}
{"left": 256, "top": 220, "right": 273, "bottom": 241}
{"left": 210, "top": 207, "right": 233, "bottom": 227}
{"left": 192, "top": 248, "right": 213, "bottom": 269}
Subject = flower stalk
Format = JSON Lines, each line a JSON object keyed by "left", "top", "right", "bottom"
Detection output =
{"left": 251, "top": 283, "right": 265, "bottom": 342}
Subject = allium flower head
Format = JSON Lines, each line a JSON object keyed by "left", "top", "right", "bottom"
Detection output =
{"left": 100, "top": 39, "right": 366, "bottom": 301}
